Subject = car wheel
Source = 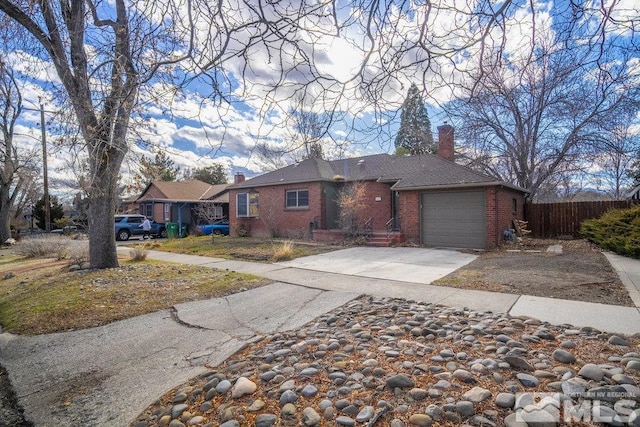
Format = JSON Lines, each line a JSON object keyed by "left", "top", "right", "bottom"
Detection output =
{"left": 117, "top": 229, "right": 130, "bottom": 241}
{"left": 213, "top": 229, "right": 223, "bottom": 235}
{"left": 159, "top": 228, "right": 167, "bottom": 238}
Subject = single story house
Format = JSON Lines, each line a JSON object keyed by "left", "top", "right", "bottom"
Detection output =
{"left": 228, "top": 125, "right": 528, "bottom": 249}
{"left": 135, "top": 179, "right": 229, "bottom": 234}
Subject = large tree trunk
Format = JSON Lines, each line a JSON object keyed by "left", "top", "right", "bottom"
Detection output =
{"left": 0, "top": 185, "right": 11, "bottom": 243}
{"left": 87, "top": 142, "right": 126, "bottom": 269}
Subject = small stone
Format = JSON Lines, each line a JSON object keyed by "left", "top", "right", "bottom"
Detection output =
{"left": 578, "top": 364, "right": 604, "bottom": 381}
{"left": 336, "top": 415, "right": 356, "bottom": 426}
{"left": 409, "top": 388, "right": 429, "bottom": 400}
{"left": 279, "top": 389, "right": 298, "bottom": 405}
{"left": 386, "top": 374, "right": 415, "bottom": 388}
{"left": 281, "top": 403, "right": 297, "bottom": 417}
{"left": 171, "top": 404, "right": 188, "bottom": 419}
{"left": 495, "top": 392, "right": 515, "bottom": 408}
{"left": 302, "top": 407, "right": 322, "bottom": 426}
{"left": 612, "top": 373, "right": 637, "bottom": 385}
{"left": 552, "top": 349, "right": 576, "bottom": 364}
{"left": 462, "top": 386, "right": 491, "bottom": 403}
{"left": 504, "top": 355, "right": 534, "bottom": 371}
{"left": 247, "top": 399, "right": 265, "bottom": 411}
{"left": 255, "top": 413, "right": 278, "bottom": 427}
{"left": 301, "top": 384, "right": 318, "bottom": 397}
{"left": 391, "top": 420, "right": 406, "bottom": 427}
{"left": 231, "top": 377, "right": 256, "bottom": 398}
{"left": 516, "top": 373, "right": 540, "bottom": 388}
{"left": 356, "top": 406, "right": 374, "bottom": 422}
{"left": 187, "top": 416, "right": 204, "bottom": 425}
{"left": 627, "top": 360, "right": 640, "bottom": 371}
{"left": 216, "top": 380, "right": 232, "bottom": 393}
{"left": 503, "top": 413, "right": 527, "bottom": 427}
{"left": 408, "top": 414, "right": 433, "bottom": 426}
{"left": 456, "top": 401, "right": 475, "bottom": 417}
{"left": 608, "top": 335, "right": 629, "bottom": 346}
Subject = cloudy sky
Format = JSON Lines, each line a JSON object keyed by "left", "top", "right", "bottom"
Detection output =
{"left": 5, "top": 0, "right": 639, "bottom": 200}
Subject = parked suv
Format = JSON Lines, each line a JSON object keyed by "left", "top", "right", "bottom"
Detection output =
{"left": 114, "top": 214, "right": 167, "bottom": 241}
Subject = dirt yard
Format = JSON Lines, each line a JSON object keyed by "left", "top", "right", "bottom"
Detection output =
{"left": 434, "top": 239, "right": 634, "bottom": 306}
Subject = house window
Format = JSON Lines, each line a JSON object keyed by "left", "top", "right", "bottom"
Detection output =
{"left": 512, "top": 198, "right": 518, "bottom": 215}
{"left": 237, "top": 193, "right": 259, "bottom": 217}
{"left": 164, "top": 203, "right": 171, "bottom": 221}
{"left": 145, "top": 203, "right": 153, "bottom": 218}
{"left": 286, "top": 189, "right": 309, "bottom": 208}
{"left": 213, "top": 205, "right": 223, "bottom": 219}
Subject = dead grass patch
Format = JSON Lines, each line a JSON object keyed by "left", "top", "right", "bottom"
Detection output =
{"left": 0, "top": 256, "right": 270, "bottom": 335}
{"left": 135, "top": 236, "right": 338, "bottom": 262}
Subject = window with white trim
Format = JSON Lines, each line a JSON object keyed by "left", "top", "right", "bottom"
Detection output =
{"left": 164, "top": 203, "right": 171, "bottom": 221}
{"left": 285, "top": 189, "right": 309, "bottom": 208}
{"left": 237, "top": 193, "right": 259, "bottom": 217}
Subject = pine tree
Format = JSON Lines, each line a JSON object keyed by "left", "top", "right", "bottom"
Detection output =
{"left": 183, "top": 164, "right": 228, "bottom": 185}
{"left": 129, "top": 150, "right": 180, "bottom": 193}
{"left": 394, "top": 83, "right": 435, "bottom": 155}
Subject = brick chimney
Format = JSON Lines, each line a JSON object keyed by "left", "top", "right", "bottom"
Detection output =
{"left": 234, "top": 172, "right": 245, "bottom": 184}
{"left": 437, "top": 123, "right": 455, "bottom": 161}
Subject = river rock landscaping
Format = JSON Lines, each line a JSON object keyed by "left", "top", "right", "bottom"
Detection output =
{"left": 132, "top": 296, "right": 640, "bottom": 427}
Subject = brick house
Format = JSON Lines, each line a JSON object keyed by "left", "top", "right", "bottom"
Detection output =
{"left": 228, "top": 125, "right": 527, "bottom": 249}
{"left": 135, "top": 180, "right": 229, "bottom": 234}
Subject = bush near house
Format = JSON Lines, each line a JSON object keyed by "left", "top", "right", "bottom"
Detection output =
{"left": 580, "top": 205, "right": 640, "bottom": 259}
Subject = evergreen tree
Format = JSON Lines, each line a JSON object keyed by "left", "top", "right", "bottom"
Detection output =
{"left": 129, "top": 150, "right": 180, "bottom": 193}
{"left": 394, "top": 83, "right": 435, "bottom": 155}
{"left": 34, "top": 195, "right": 64, "bottom": 230}
{"left": 183, "top": 164, "right": 228, "bottom": 185}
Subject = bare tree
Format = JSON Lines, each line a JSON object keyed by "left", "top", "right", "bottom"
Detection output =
{"left": 193, "top": 202, "right": 224, "bottom": 241}
{"left": 448, "top": 29, "right": 638, "bottom": 200}
{"left": 0, "top": 58, "right": 37, "bottom": 242}
{"left": 594, "top": 120, "right": 640, "bottom": 199}
{"left": 256, "top": 95, "right": 331, "bottom": 169}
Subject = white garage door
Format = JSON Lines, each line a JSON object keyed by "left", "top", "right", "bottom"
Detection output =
{"left": 421, "top": 191, "right": 486, "bottom": 249}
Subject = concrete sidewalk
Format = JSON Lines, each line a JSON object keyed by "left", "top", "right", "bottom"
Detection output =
{"left": 129, "top": 246, "right": 640, "bottom": 335}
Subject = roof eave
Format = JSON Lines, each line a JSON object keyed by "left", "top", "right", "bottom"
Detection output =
{"left": 392, "top": 181, "right": 529, "bottom": 193}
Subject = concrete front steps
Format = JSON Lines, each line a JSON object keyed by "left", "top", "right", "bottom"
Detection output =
{"left": 367, "top": 232, "right": 404, "bottom": 247}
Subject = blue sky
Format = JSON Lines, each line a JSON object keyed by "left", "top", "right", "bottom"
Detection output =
{"left": 5, "top": 0, "right": 639, "bottom": 200}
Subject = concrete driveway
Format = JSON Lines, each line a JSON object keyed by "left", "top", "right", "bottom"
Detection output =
{"left": 277, "top": 246, "right": 477, "bottom": 284}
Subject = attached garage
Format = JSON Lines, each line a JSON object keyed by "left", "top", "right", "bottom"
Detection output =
{"left": 421, "top": 191, "right": 486, "bottom": 249}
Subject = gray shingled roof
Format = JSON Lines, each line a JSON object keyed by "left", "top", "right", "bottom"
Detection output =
{"left": 229, "top": 154, "right": 526, "bottom": 192}
{"left": 137, "top": 180, "right": 230, "bottom": 202}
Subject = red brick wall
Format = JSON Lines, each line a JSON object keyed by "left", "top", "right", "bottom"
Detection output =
{"left": 230, "top": 181, "right": 394, "bottom": 237}
{"left": 490, "top": 186, "right": 526, "bottom": 248}
{"left": 398, "top": 187, "right": 526, "bottom": 249}
{"left": 229, "top": 183, "right": 325, "bottom": 238}
{"left": 359, "top": 181, "right": 393, "bottom": 231}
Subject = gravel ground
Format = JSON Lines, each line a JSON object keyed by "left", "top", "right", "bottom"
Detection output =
{"left": 132, "top": 296, "right": 640, "bottom": 427}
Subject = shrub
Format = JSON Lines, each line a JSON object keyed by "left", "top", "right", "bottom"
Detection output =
{"left": 273, "top": 240, "right": 294, "bottom": 261}
{"left": 236, "top": 223, "right": 250, "bottom": 237}
{"left": 15, "top": 235, "right": 72, "bottom": 259}
{"left": 129, "top": 248, "right": 148, "bottom": 262}
{"left": 580, "top": 205, "right": 640, "bottom": 259}
{"left": 67, "top": 241, "right": 90, "bottom": 265}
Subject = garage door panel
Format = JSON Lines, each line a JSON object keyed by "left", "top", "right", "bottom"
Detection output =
{"left": 421, "top": 191, "right": 486, "bottom": 249}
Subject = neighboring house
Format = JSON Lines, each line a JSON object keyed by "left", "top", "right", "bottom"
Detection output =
{"left": 228, "top": 125, "right": 528, "bottom": 249}
{"left": 628, "top": 184, "right": 640, "bottom": 201}
{"left": 135, "top": 180, "right": 229, "bottom": 235}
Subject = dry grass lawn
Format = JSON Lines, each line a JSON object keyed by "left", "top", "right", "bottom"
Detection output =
{"left": 0, "top": 251, "right": 270, "bottom": 335}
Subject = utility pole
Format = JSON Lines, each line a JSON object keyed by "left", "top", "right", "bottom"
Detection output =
{"left": 40, "top": 101, "right": 50, "bottom": 233}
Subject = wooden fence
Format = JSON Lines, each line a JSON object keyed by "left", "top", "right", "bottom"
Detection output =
{"left": 524, "top": 200, "right": 639, "bottom": 238}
